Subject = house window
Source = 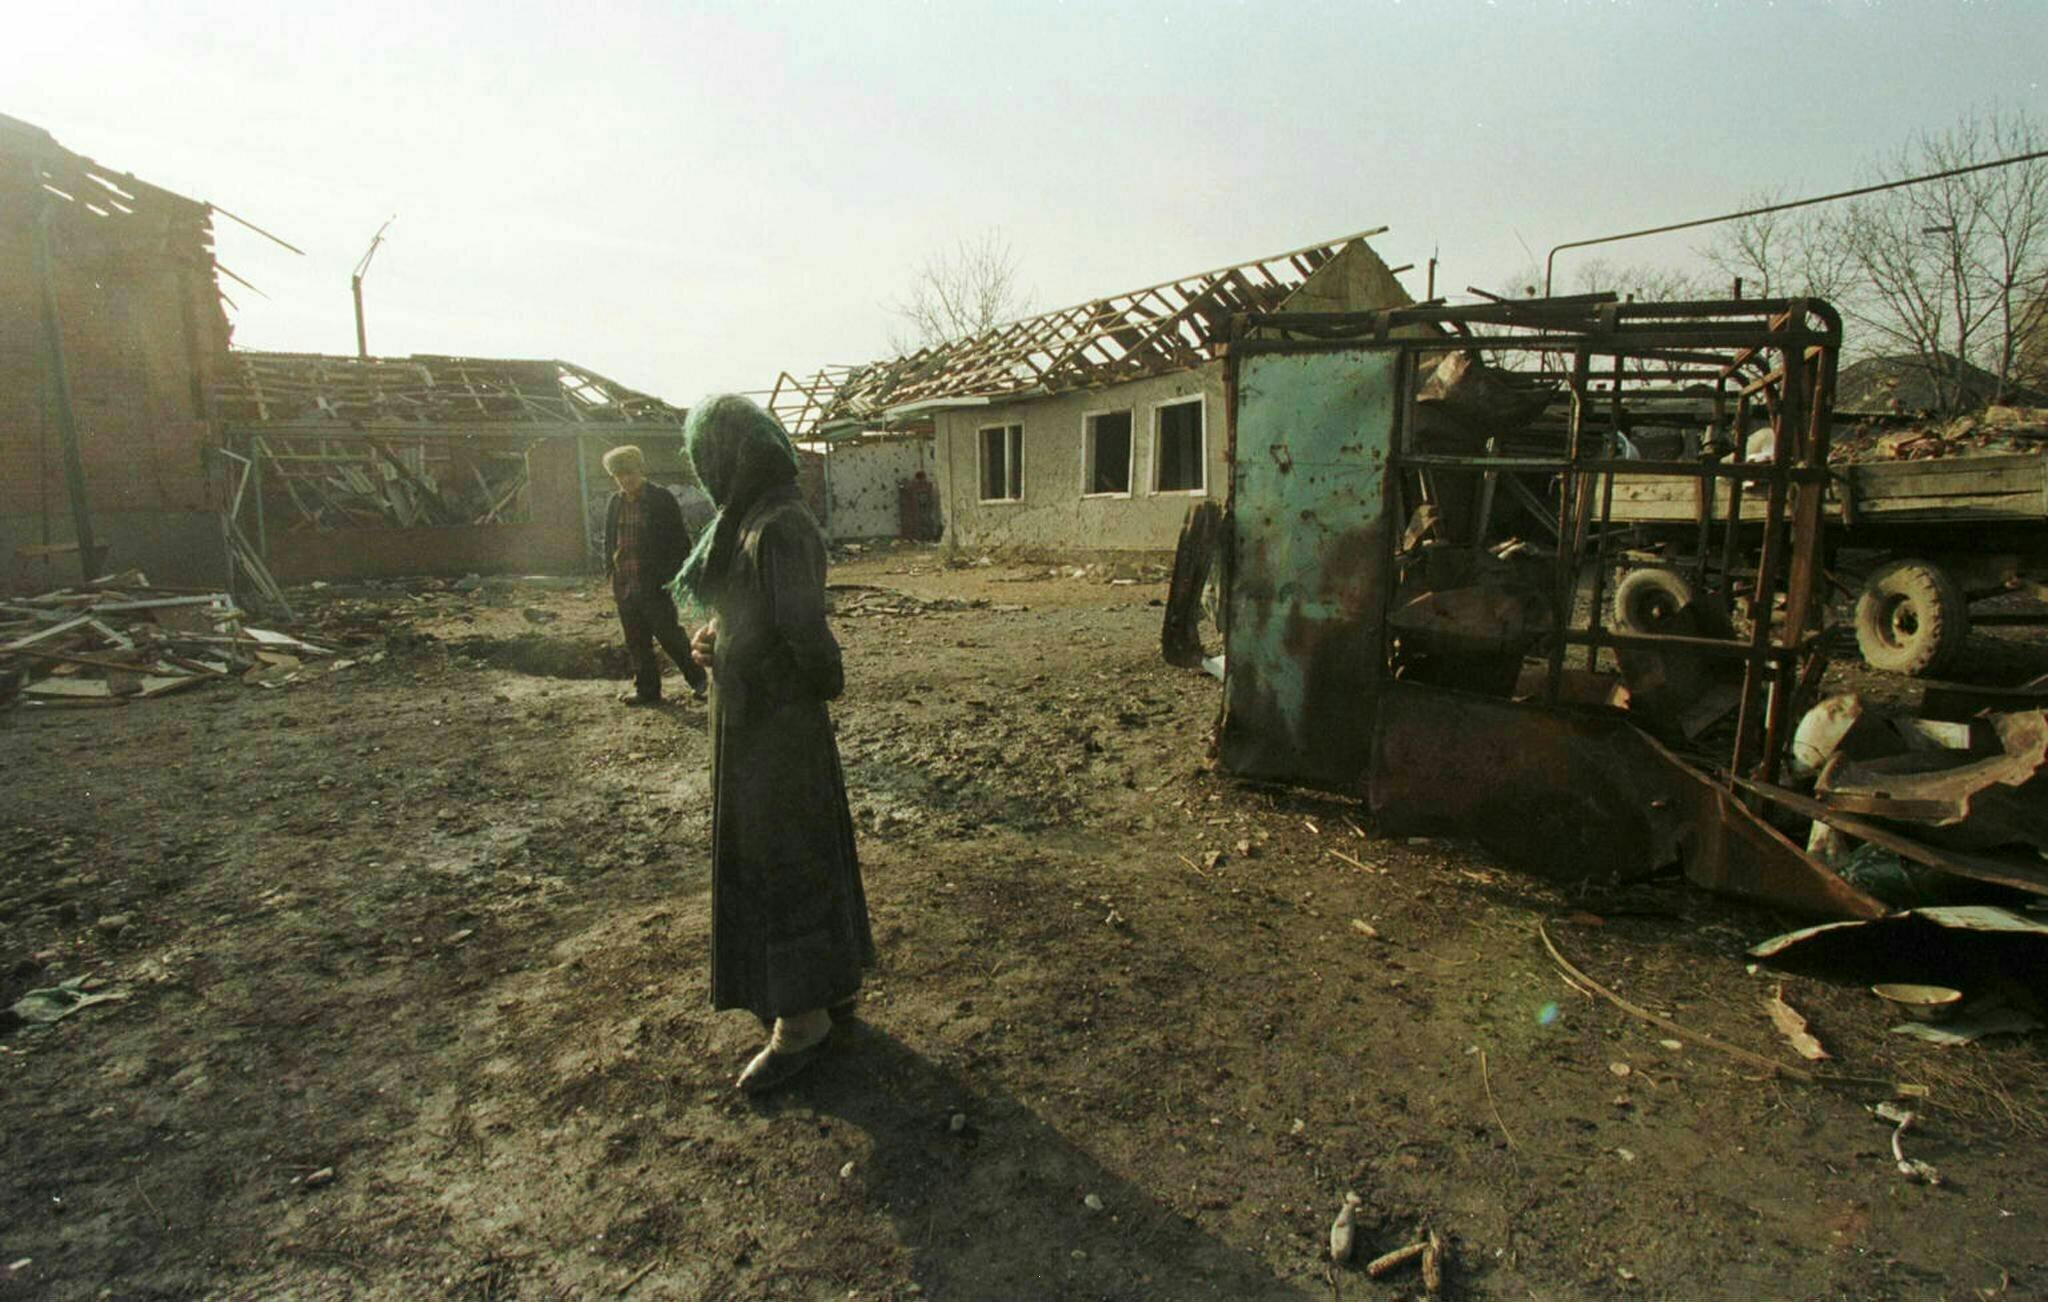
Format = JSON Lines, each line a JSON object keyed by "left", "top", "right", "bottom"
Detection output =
{"left": 1083, "top": 410, "right": 1132, "bottom": 496}
{"left": 1153, "top": 397, "right": 1205, "bottom": 493}
{"left": 979, "top": 424, "right": 1023, "bottom": 502}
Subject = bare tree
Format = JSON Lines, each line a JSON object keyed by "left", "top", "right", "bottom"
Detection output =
{"left": 1851, "top": 118, "right": 2007, "bottom": 411}
{"left": 1700, "top": 188, "right": 1859, "bottom": 303}
{"left": 1694, "top": 108, "right": 2048, "bottom": 410}
{"left": 887, "top": 230, "right": 1031, "bottom": 353}
{"left": 2017, "top": 293, "right": 2048, "bottom": 393}
{"left": 1713, "top": 109, "right": 2048, "bottom": 411}
{"left": 1571, "top": 258, "right": 1713, "bottom": 303}
{"left": 1959, "top": 107, "right": 2048, "bottom": 400}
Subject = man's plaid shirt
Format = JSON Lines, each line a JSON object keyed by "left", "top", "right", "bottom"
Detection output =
{"left": 611, "top": 492, "right": 644, "bottom": 597}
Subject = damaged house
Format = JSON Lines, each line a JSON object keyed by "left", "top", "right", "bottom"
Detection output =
{"left": 1, "top": 114, "right": 235, "bottom": 588}
{"left": 4, "top": 114, "right": 738, "bottom": 599}
{"left": 208, "top": 351, "right": 701, "bottom": 586}
{"left": 769, "top": 230, "right": 1415, "bottom": 554}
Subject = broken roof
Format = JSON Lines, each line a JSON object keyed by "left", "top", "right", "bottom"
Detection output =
{"left": 1, "top": 111, "right": 211, "bottom": 227}
{"left": 769, "top": 228, "right": 1400, "bottom": 437}
{"left": 212, "top": 351, "right": 687, "bottom": 433}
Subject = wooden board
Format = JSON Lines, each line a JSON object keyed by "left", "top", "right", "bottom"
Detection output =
{"left": 1602, "top": 453, "right": 2046, "bottom": 527}
{"left": 1606, "top": 475, "right": 1773, "bottom": 524}
{"left": 24, "top": 678, "right": 112, "bottom": 698}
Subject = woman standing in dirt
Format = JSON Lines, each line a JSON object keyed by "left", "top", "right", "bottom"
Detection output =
{"left": 673, "top": 394, "right": 874, "bottom": 1094}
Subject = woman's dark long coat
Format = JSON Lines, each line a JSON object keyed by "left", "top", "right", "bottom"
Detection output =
{"left": 707, "top": 490, "right": 873, "bottom": 1020}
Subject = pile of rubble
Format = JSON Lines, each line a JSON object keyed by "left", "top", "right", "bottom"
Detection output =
{"left": 1775, "top": 686, "right": 2048, "bottom": 909}
{"left": 0, "top": 572, "right": 360, "bottom": 709}
{"left": 1830, "top": 405, "right": 2048, "bottom": 463}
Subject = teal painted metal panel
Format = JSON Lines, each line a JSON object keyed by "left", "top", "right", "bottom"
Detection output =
{"left": 1219, "top": 348, "right": 1397, "bottom": 788}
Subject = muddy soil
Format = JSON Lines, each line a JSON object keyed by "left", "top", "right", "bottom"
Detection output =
{"left": 3, "top": 545, "right": 2045, "bottom": 1300}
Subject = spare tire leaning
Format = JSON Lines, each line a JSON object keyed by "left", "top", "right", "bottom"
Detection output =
{"left": 1854, "top": 559, "right": 1967, "bottom": 677}
{"left": 1609, "top": 566, "right": 1745, "bottom": 731}
{"left": 1613, "top": 566, "right": 1697, "bottom": 634}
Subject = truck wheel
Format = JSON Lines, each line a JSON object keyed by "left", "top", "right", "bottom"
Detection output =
{"left": 1854, "top": 560, "right": 1967, "bottom": 677}
{"left": 1613, "top": 567, "right": 1696, "bottom": 633}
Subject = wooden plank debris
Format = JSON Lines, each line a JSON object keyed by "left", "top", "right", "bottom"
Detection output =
{"left": 0, "top": 575, "right": 355, "bottom": 710}
{"left": 2, "top": 614, "right": 92, "bottom": 652}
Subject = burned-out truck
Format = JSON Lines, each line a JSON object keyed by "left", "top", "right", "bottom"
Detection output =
{"left": 1327, "top": 334, "right": 2048, "bottom": 680}
{"left": 1187, "top": 293, "right": 2044, "bottom": 918}
{"left": 1600, "top": 435, "right": 2048, "bottom": 677}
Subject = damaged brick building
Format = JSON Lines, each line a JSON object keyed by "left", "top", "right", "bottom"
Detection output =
{"left": 3, "top": 115, "right": 723, "bottom": 594}
{"left": 1, "top": 113, "right": 234, "bottom": 587}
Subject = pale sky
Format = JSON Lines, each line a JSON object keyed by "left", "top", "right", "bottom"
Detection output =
{"left": 8, "top": 1, "right": 2044, "bottom": 405}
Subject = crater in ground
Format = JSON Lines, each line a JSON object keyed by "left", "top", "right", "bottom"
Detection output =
{"left": 448, "top": 634, "right": 631, "bottom": 679}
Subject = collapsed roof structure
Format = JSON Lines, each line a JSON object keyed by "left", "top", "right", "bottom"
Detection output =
{"left": 210, "top": 352, "right": 692, "bottom": 590}
{"left": 212, "top": 352, "right": 687, "bottom": 431}
{"left": 767, "top": 228, "right": 1397, "bottom": 438}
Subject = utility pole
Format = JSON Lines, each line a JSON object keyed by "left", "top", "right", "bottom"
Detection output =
{"left": 351, "top": 215, "right": 395, "bottom": 358}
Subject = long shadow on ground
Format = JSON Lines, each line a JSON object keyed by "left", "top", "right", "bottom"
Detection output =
{"left": 761, "top": 1023, "right": 1310, "bottom": 1299}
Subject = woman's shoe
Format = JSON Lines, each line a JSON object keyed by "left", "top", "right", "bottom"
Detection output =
{"left": 734, "top": 1040, "right": 824, "bottom": 1094}
{"left": 735, "top": 1010, "right": 832, "bottom": 1094}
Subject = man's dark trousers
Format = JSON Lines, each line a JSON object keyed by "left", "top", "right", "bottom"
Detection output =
{"left": 618, "top": 587, "right": 707, "bottom": 701}
{"left": 606, "top": 483, "right": 706, "bottom": 704}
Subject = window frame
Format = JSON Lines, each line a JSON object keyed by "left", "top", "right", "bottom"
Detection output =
{"left": 1079, "top": 407, "right": 1136, "bottom": 499}
{"left": 1149, "top": 395, "right": 1207, "bottom": 495}
{"left": 976, "top": 422, "right": 1024, "bottom": 504}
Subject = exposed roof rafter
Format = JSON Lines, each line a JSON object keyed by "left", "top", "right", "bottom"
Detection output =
{"left": 213, "top": 351, "right": 688, "bottom": 431}
{"left": 769, "top": 227, "right": 1390, "bottom": 437}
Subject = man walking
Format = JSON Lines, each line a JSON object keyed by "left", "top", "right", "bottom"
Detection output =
{"left": 602, "top": 445, "right": 708, "bottom": 706}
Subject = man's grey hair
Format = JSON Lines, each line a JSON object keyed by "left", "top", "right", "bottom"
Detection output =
{"left": 602, "top": 445, "right": 646, "bottom": 477}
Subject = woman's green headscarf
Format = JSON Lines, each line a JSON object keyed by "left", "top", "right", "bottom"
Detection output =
{"left": 667, "top": 394, "right": 800, "bottom": 618}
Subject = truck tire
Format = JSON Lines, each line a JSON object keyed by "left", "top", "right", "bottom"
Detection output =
{"left": 1613, "top": 566, "right": 1696, "bottom": 633}
{"left": 1854, "top": 560, "right": 1967, "bottom": 677}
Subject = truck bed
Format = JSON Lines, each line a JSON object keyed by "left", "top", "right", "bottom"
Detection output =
{"left": 1602, "top": 452, "right": 2048, "bottom": 527}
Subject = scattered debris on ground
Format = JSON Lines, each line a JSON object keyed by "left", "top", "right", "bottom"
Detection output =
{"left": 826, "top": 584, "right": 1021, "bottom": 617}
{"left": 0, "top": 572, "right": 358, "bottom": 708}
{"left": 2, "top": 550, "right": 2043, "bottom": 1298}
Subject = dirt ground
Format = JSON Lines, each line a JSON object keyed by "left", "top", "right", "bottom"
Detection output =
{"left": 3, "top": 544, "right": 2046, "bottom": 1300}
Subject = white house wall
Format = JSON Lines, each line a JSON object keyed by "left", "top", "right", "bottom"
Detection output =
{"left": 825, "top": 438, "right": 935, "bottom": 540}
{"left": 934, "top": 364, "right": 1226, "bottom": 553}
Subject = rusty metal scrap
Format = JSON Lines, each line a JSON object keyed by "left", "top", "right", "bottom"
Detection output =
{"left": 1211, "top": 296, "right": 1915, "bottom": 918}
{"left": 1815, "top": 709, "right": 2048, "bottom": 854}
{"left": 1367, "top": 681, "right": 1888, "bottom": 919}
{"left": 1737, "top": 776, "right": 2048, "bottom": 900}
{"left": 1162, "top": 500, "right": 1223, "bottom": 669}
{"left": 1217, "top": 346, "right": 1397, "bottom": 789}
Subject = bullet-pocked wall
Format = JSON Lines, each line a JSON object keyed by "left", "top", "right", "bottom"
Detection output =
{"left": 825, "top": 437, "right": 936, "bottom": 541}
{"left": 932, "top": 363, "right": 1226, "bottom": 554}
